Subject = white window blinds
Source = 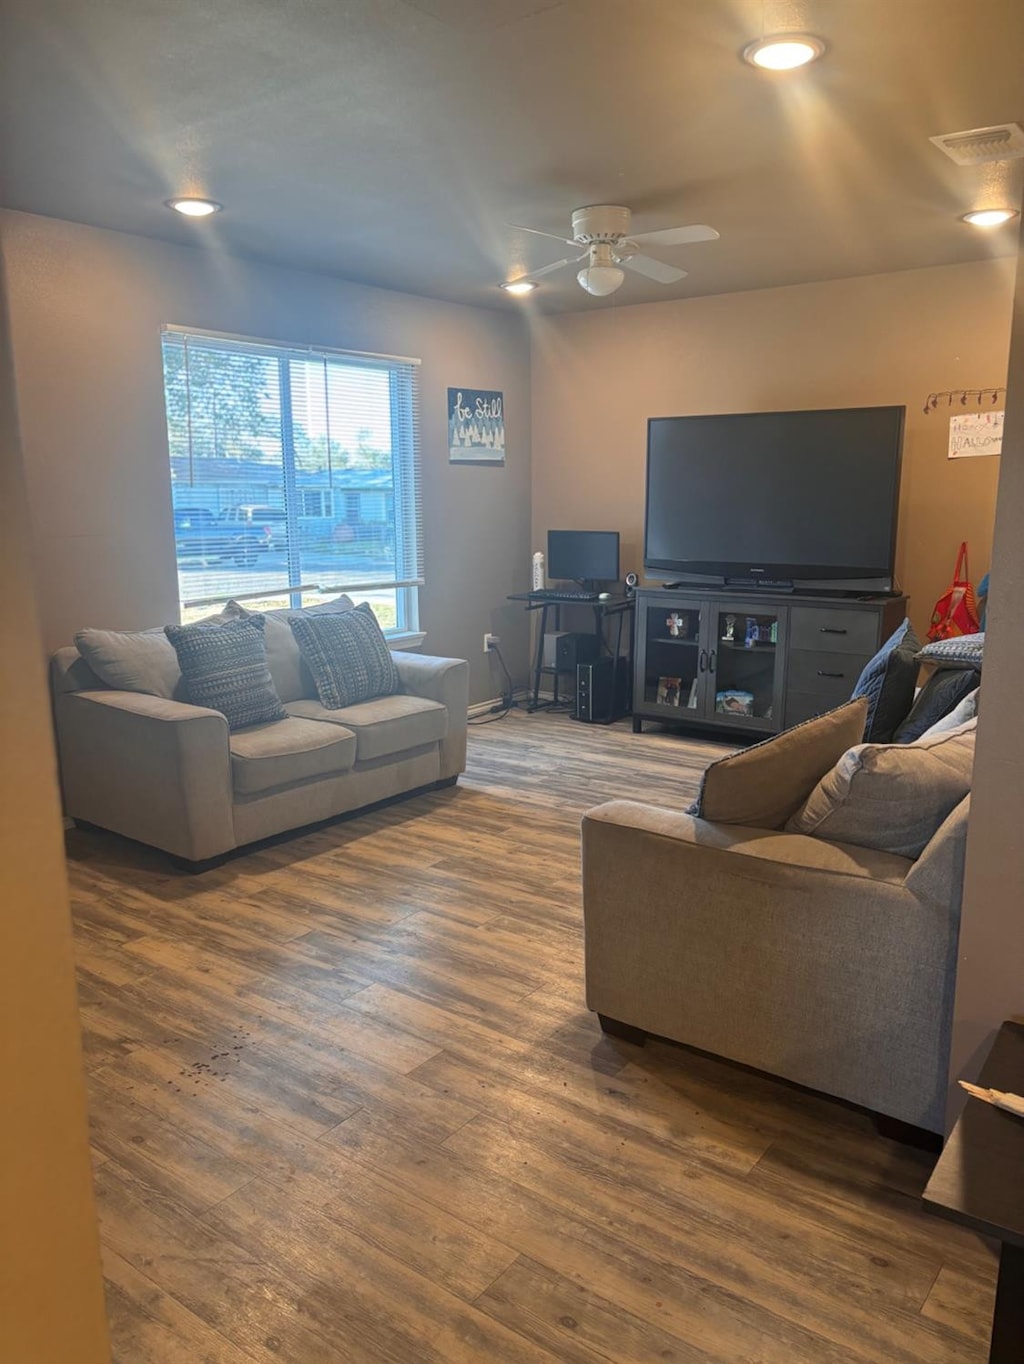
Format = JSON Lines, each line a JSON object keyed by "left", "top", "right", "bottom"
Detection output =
{"left": 161, "top": 329, "right": 423, "bottom": 629}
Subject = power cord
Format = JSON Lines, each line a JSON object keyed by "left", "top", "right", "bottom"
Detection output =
{"left": 469, "top": 643, "right": 519, "bottom": 725}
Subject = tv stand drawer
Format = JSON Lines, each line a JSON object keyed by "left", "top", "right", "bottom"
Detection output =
{"left": 787, "top": 648, "right": 868, "bottom": 705}
{"left": 790, "top": 606, "right": 879, "bottom": 656}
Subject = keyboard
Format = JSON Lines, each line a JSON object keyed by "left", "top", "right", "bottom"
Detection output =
{"left": 530, "top": 588, "right": 600, "bottom": 602}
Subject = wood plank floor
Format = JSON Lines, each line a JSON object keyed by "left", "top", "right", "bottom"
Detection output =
{"left": 67, "top": 710, "right": 997, "bottom": 1363}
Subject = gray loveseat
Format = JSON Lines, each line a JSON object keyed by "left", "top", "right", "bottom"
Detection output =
{"left": 582, "top": 795, "right": 969, "bottom": 1135}
{"left": 52, "top": 626, "right": 468, "bottom": 865}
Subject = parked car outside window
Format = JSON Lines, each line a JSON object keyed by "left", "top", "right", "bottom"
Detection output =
{"left": 173, "top": 507, "right": 271, "bottom": 566}
{"left": 219, "top": 505, "right": 288, "bottom": 549}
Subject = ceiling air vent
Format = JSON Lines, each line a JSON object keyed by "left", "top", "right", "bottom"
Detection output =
{"left": 929, "top": 123, "right": 1024, "bottom": 165}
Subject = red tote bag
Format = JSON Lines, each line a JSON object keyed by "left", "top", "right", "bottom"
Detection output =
{"left": 928, "top": 541, "right": 981, "bottom": 642}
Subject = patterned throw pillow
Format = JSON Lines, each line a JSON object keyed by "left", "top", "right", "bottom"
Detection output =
{"left": 289, "top": 603, "right": 399, "bottom": 710}
{"left": 916, "top": 633, "right": 984, "bottom": 669}
{"left": 164, "top": 615, "right": 286, "bottom": 731}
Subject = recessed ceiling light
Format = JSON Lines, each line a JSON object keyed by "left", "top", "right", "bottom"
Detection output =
{"left": 742, "top": 34, "right": 826, "bottom": 70}
{"left": 962, "top": 208, "right": 1019, "bottom": 228}
{"left": 166, "top": 197, "right": 223, "bottom": 218}
{"left": 500, "top": 279, "right": 537, "bottom": 295}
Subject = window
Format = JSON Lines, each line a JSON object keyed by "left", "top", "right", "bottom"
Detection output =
{"left": 161, "top": 329, "right": 423, "bottom": 633}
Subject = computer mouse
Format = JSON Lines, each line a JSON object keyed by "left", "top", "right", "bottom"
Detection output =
{"left": 598, "top": 591, "right": 610, "bottom": 600}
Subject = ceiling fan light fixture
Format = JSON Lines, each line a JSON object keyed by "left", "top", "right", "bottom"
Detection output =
{"left": 962, "top": 208, "right": 1019, "bottom": 228}
{"left": 577, "top": 264, "right": 625, "bottom": 296}
{"left": 166, "top": 197, "right": 223, "bottom": 217}
{"left": 500, "top": 279, "right": 537, "bottom": 295}
{"left": 742, "top": 34, "right": 826, "bottom": 70}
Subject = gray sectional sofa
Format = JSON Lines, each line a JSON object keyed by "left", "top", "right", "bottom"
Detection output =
{"left": 51, "top": 615, "right": 468, "bottom": 865}
{"left": 582, "top": 796, "right": 969, "bottom": 1135}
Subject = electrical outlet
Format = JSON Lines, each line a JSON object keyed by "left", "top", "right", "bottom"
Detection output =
{"left": 483, "top": 632, "right": 499, "bottom": 654}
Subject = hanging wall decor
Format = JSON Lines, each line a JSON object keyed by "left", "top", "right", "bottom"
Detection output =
{"left": 448, "top": 388, "right": 505, "bottom": 464}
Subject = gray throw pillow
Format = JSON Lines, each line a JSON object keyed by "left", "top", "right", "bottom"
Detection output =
{"left": 289, "top": 603, "right": 399, "bottom": 710}
{"left": 688, "top": 697, "right": 869, "bottom": 830}
{"left": 164, "top": 615, "right": 286, "bottom": 731}
{"left": 74, "top": 627, "right": 182, "bottom": 698}
{"left": 851, "top": 618, "right": 922, "bottom": 742}
{"left": 786, "top": 720, "right": 976, "bottom": 859}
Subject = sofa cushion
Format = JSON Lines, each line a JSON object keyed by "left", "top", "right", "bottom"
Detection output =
{"left": 164, "top": 615, "right": 286, "bottom": 732}
{"left": 285, "top": 694, "right": 447, "bottom": 761}
{"left": 851, "top": 619, "right": 922, "bottom": 742}
{"left": 223, "top": 595, "right": 355, "bottom": 703}
{"left": 74, "top": 603, "right": 251, "bottom": 700}
{"left": 893, "top": 667, "right": 981, "bottom": 743}
{"left": 74, "top": 627, "right": 183, "bottom": 699}
{"left": 687, "top": 697, "right": 869, "bottom": 830}
{"left": 786, "top": 719, "right": 976, "bottom": 859}
{"left": 229, "top": 716, "right": 357, "bottom": 795}
{"left": 289, "top": 603, "right": 399, "bottom": 710}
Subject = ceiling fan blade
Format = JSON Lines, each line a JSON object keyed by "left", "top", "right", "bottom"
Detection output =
{"left": 622, "top": 254, "right": 687, "bottom": 284}
{"left": 629, "top": 224, "right": 720, "bottom": 247}
{"left": 513, "top": 253, "right": 587, "bottom": 283}
{"left": 509, "top": 223, "right": 576, "bottom": 247}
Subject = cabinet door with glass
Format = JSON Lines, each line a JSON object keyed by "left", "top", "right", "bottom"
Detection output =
{"left": 704, "top": 602, "right": 787, "bottom": 731}
{"left": 636, "top": 597, "right": 708, "bottom": 719}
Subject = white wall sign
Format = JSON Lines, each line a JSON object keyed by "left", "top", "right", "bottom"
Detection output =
{"left": 949, "top": 409, "right": 1003, "bottom": 459}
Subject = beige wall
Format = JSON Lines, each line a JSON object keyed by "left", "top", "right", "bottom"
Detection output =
{"left": 0, "top": 249, "right": 110, "bottom": 1361}
{"left": 0, "top": 209, "right": 532, "bottom": 704}
{"left": 530, "top": 259, "right": 1015, "bottom": 635}
{"left": 952, "top": 239, "right": 1024, "bottom": 1095}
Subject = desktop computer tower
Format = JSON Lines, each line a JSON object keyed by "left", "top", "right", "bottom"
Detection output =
{"left": 547, "top": 632, "right": 599, "bottom": 671}
{"left": 576, "top": 656, "right": 631, "bottom": 723}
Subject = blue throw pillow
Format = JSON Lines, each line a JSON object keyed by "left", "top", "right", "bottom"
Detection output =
{"left": 893, "top": 666, "right": 981, "bottom": 744}
{"left": 289, "top": 603, "right": 399, "bottom": 710}
{"left": 916, "top": 633, "right": 984, "bottom": 670}
{"left": 851, "top": 618, "right": 922, "bottom": 742}
{"left": 164, "top": 614, "right": 285, "bottom": 731}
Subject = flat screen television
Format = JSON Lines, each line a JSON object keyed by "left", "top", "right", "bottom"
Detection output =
{"left": 548, "top": 529, "right": 620, "bottom": 584}
{"left": 644, "top": 406, "right": 905, "bottom": 593}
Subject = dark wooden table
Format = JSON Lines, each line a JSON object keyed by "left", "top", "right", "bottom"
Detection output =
{"left": 923, "top": 1021, "right": 1024, "bottom": 1363}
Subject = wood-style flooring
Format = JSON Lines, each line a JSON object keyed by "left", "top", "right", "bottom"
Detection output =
{"left": 67, "top": 709, "right": 997, "bottom": 1363}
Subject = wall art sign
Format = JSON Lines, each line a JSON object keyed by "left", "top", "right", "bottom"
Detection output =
{"left": 949, "top": 409, "right": 1003, "bottom": 459}
{"left": 448, "top": 388, "right": 505, "bottom": 463}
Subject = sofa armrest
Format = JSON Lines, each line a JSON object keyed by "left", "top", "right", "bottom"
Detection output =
{"left": 392, "top": 653, "right": 469, "bottom": 779}
{"left": 54, "top": 689, "right": 235, "bottom": 861}
{"left": 581, "top": 800, "right": 957, "bottom": 1132}
{"left": 904, "top": 795, "right": 970, "bottom": 911}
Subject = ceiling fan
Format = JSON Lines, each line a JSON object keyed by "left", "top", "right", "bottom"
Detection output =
{"left": 509, "top": 204, "right": 720, "bottom": 296}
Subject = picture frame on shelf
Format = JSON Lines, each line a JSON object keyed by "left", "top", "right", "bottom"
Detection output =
{"left": 656, "top": 676, "right": 683, "bottom": 707}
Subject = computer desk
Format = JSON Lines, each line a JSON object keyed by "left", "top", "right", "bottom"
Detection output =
{"left": 507, "top": 592, "right": 634, "bottom": 713}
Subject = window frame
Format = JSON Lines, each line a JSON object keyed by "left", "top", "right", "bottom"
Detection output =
{"left": 160, "top": 326, "right": 423, "bottom": 638}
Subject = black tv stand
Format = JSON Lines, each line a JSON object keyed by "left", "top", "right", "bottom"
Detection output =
{"left": 632, "top": 585, "right": 909, "bottom": 737}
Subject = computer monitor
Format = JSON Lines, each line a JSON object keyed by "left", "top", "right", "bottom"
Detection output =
{"left": 547, "top": 530, "right": 620, "bottom": 585}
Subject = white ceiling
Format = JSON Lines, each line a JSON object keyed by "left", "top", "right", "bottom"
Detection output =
{"left": 1, "top": 0, "right": 1021, "bottom": 311}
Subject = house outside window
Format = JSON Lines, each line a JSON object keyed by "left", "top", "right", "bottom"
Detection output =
{"left": 161, "top": 329, "right": 423, "bottom": 633}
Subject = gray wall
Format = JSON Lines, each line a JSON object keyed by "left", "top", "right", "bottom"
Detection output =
{"left": 952, "top": 236, "right": 1024, "bottom": 1098}
{"left": 1, "top": 209, "right": 531, "bottom": 704}
{"left": 530, "top": 259, "right": 1015, "bottom": 642}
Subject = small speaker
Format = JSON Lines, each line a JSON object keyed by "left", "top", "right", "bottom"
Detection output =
{"left": 624, "top": 571, "right": 639, "bottom": 594}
